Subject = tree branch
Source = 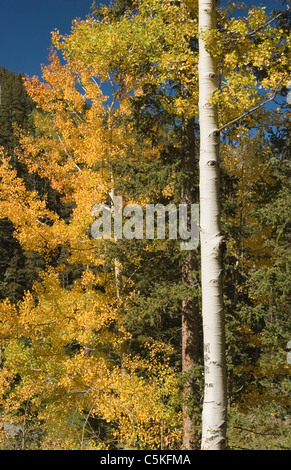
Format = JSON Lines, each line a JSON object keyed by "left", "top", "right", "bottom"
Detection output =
{"left": 248, "top": 5, "right": 290, "bottom": 38}
{"left": 216, "top": 75, "right": 287, "bottom": 134}
{"left": 230, "top": 425, "right": 280, "bottom": 437}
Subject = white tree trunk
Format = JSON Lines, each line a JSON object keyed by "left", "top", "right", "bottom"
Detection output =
{"left": 198, "top": 0, "right": 227, "bottom": 450}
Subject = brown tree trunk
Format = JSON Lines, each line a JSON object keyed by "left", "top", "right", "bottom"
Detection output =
{"left": 181, "top": 114, "right": 201, "bottom": 450}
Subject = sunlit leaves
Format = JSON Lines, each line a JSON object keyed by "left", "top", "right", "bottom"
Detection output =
{"left": 0, "top": 0, "right": 290, "bottom": 450}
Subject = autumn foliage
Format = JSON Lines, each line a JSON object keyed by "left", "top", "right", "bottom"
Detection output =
{"left": 0, "top": 0, "right": 290, "bottom": 450}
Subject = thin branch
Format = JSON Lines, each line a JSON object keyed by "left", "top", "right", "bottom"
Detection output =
{"left": 105, "top": 73, "right": 117, "bottom": 114}
{"left": 216, "top": 75, "right": 287, "bottom": 134}
{"left": 248, "top": 5, "right": 290, "bottom": 38}
{"left": 121, "top": 256, "right": 157, "bottom": 293}
{"left": 230, "top": 425, "right": 281, "bottom": 437}
{"left": 72, "top": 109, "right": 86, "bottom": 124}
{"left": 219, "top": 6, "right": 290, "bottom": 41}
{"left": 80, "top": 392, "right": 99, "bottom": 450}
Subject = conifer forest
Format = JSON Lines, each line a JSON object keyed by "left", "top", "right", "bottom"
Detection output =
{"left": 0, "top": 0, "right": 290, "bottom": 451}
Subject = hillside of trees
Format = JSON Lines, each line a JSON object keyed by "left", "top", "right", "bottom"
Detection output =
{"left": 0, "top": 0, "right": 290, "bottom": 450}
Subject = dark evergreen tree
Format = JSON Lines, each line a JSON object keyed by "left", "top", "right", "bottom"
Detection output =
{"left": 221, "top": 129, "right": 291, "bottom": 449}
{"left": 0, "top": 67, "right": 34, "bottom": 155}
{"left": 0, "top": 68, "right": 35, "bottom": 301}
{"left": 0, "top": 67, "right": 74, "bottom": 302}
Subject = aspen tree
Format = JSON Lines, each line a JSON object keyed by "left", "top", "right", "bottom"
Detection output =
{"left": 198, "top": 0, "right": 227, "bottom": 450}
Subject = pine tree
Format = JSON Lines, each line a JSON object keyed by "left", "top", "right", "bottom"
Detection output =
{"left": 0, "top": 68, "right": 36, "bottom": 302}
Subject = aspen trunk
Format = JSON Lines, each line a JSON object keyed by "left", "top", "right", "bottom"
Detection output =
{"left": 198, "top": 0, "right": 227, "bottom": 450}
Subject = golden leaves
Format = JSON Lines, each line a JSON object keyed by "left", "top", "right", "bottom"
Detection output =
{"left": 0, "top": 265, "right": 181, "bottom": 449}
{"left": 1, "top": 0, "right": 289, "bottom": 450}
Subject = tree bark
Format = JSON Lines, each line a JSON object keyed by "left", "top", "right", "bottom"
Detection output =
{"left": 198, "top": 0, "right": 227, "bottom": 450}
{"left": 181, "top": 114, "right": 201, "bottom": 450}
{"left": 182, "top": 251, "right": 200, "bottom": 450}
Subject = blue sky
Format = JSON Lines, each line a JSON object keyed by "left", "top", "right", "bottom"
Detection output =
{"left": 0, "top": 0, "right": 282, "bottom": 79}
{"left": 0, "top": 0, "right": 108, "bottom": 77}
